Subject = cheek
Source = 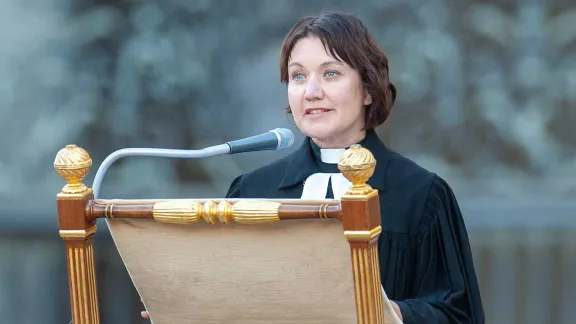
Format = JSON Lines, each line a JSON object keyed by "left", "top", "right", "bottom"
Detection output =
{"left": 335, "top": 83, "right": 364, "bottom": 115}
{"left": 287, "top": 85, "right": 304, "bottom": 113}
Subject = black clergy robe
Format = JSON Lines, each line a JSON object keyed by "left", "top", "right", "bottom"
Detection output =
{"left": 226, "top": 129, "right": 485, "bottom": 324}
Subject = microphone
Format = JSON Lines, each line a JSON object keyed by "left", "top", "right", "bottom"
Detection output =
{"left": 91, "top": 128, "right": 294, "bottom": 199}
{"left": 226, "top": 128, "right": 294, "bottom": 153}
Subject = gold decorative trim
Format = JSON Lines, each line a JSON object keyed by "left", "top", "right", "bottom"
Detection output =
{"left": 56, "top": 160, "right": 92, "bottom": 169}
{"left": 318, "top": 204, "right": 329, "bottom": 220}
{"left": 350, "top": 245, "right": 384, "bottom": 324}
{"left": 344, "top": 225, "right": 382, "bottom": 243}
{"left": 57, "top": 188, "right": 94, "bottom": 200}
{"left": 202, "top": 200, "right": 218, "bottom": 224}
{"left": 346, "top": 184, "right": 375, "bottom": 196}
{"left": 54, "top": 144, "right": 93, "bottom": 195}
{"left": 60, "top": 225, "right": 97, "bottom": 239}
{"left": 153, "top": 200, "right": 201, "bottom": 224}
{"left": 152, "top": 199, "right": 280, "bottom": 225}
{"left": 66, "top": 243, "right": 100, "bottom": 323}
{"left": 104, "top": 204, "right": 115, "bottom": 219}
{"left": 218, "top": 200, "right": 233, "bottom": 223}
{"left": 371, "top": 245, "right": 384, "bottom": 323}
{"left": 232, "top": 200, "right": 280, "bottom": 224}
{"left": 341, "top": 189, "right": 378, "bottom": 201}
{"left": 338, "top": 144, "right": 377, "bottom": 196}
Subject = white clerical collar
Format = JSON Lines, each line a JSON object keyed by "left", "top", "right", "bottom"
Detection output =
{"left": 302, "top": 147, "right": 350, "bottom": 200}
{"left": 320, "top": 148, "right": 346, "bottom": 164}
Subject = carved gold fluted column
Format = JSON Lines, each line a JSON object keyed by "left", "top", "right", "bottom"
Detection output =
{"left": 338, "top": 144, "right": 384, "bottom": 324}
{"left": 54, "top": 145, "right": 100, "bottom": 324}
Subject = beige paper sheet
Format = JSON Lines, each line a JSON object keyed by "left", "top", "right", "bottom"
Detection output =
{"left": 106, "top": 218, "right": 358, "bottom": 324}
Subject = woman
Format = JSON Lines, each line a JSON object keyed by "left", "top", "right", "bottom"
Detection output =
{"left": 225, "top": 12, "right": 485, "bottom": 324}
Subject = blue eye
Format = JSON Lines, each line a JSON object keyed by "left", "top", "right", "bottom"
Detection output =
{"left": 294, "top": 73, "right": 305, "bottom": 80}
{"left": 325, "top": 71, "right": 338, "bottom": 78}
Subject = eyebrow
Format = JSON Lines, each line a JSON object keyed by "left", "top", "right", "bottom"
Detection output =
{"left": 288, "top": 60, "right": 345, "bottom": 69}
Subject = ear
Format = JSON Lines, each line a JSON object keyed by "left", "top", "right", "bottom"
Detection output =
{"left": 363, "top": 91, "right": 373, "bottom": 106}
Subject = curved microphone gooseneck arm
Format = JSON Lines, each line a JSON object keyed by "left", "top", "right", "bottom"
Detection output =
{"left": 91, "top": 144, "right": 230, "bottom": 199}
{"left": 91, "top": 128, "right": 295, "bottom": 199}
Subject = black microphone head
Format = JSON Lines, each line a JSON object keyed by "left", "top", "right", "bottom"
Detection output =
{"left": 269, "top": 128, "right": 295, "bottom": 150}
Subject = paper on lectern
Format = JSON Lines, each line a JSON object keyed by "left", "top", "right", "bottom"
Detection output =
{"left": 381, "top": 286, "right": 404, "bottom": 324}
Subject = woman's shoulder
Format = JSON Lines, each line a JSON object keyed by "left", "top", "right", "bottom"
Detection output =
{"left": 225, "top": 152, "right": 296, "bottom": 198}
{"left": 383, "top": 147, "right": 437, "bottom": 194}
{"left": 380, "top": 147, "right": 459, "bottom": 234}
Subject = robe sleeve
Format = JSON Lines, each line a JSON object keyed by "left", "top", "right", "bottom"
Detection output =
{"left": 395, "top": 176, "right": 485, "bottom": 324}
{"left": 225, "top": 175, "right": 243, "bottom": 198}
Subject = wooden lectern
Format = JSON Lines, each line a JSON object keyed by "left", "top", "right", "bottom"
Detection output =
{"left": 54, "top": 143, "right": 395, "bottom": 324}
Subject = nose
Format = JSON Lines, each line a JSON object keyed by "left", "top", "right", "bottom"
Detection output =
{"left": 304, "top": 77, "right": 324, "bottom": 101}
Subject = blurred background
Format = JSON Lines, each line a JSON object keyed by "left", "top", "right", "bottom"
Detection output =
{"left": 0, "top": 0, "right": 575, "bottom": 323}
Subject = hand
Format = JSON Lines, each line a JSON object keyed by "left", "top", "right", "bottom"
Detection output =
{"left": 390, "top": 301, "right": 403, "bottom": 321}
{"left": 141, "top": 299, "right": 149, "bottom": 319}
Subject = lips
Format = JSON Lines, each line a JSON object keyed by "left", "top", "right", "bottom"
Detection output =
{"left": 305, "top": 108, "right": 333, "bottom": 115}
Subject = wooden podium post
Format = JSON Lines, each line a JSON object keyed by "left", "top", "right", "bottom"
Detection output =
{"left": 54, "top": 144, "right": 100, "bottom": 324}
{"left": 339, "top": 144, "right": 385, "bottom": 324}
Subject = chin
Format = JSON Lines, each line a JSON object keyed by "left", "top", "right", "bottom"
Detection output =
{"left": 300, "top": 125, "right": 338, "bottom": 142}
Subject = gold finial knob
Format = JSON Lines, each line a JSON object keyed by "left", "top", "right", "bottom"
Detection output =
{"left": 54, "top": 144, "right": 92, "bottom": 194}
{"left": 338, "top": 144, "right": 376, "bottom": 195}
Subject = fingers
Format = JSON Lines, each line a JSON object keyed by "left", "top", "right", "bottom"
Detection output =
{"left": 141, "top": 311, "right": 149, "bottom": 319}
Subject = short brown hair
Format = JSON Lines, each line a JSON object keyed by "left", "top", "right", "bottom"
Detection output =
{"left": 280, "top": 12, "right": 397, "bottom": 129}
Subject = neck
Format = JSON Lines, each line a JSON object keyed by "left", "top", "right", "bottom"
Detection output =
{"left": 311, "top": 130, "right": 367, "bottom": 149}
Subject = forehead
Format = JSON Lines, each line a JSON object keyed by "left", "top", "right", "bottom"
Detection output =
{"left": 289, "top": 36, "right": 344, "bottom": 65}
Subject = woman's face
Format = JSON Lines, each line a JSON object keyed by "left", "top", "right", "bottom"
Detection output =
{"left": 287, "top": 36, "right": 372, "bottom": 148}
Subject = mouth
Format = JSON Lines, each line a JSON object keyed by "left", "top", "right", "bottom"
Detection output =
{"left": 304, "top": 108, "right": 334, "bottom": 116}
